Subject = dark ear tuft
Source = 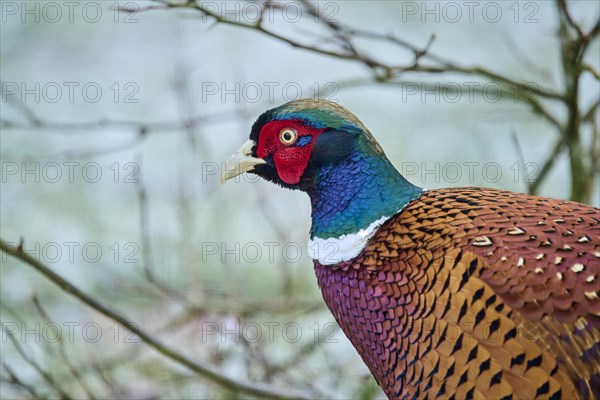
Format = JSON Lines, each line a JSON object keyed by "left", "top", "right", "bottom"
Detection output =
{"left": 310, "top": 129, "right": 354, "bottom": 167}
{"left": 249, "top": 110, "right": 274, "bottom": 144}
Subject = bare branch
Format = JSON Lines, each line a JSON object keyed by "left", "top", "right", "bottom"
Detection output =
{"left": 3, "top": 328, "right": 74, "bottom": 399}
{"left": 1, "top": 109, "right": 237, "bottom": 134}
{"left": 138, "top": 0, "right": 564, "bottom": 102}
{"left": 530, "top": 138, "right": 566, "bottom": 195}
{"left": 556, "top": 0, "right": 584, "bottom": 38}
{"left": 511, "top": 131, "right": 532, "bottom": 193}
{"left": 31, "top": 296, "right": 97, "bottom": 400}
{"left": 0, "top": 239, "right": 315, "bottom": 400}
{"left": 1, "top": 361, "right": 43, "bottom": 400}
{"left": 583, "top": 98, "right": 600, "bottom": 122}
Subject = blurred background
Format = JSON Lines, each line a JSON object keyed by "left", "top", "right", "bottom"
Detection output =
{"left": 1, "top": 1, "right": 599, "bottom": 399}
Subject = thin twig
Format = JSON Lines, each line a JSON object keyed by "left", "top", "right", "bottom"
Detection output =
{"left": 557, "top": 0, "right": 584, "bottom": 38}
{"left": 3, "top": 329, "right": 74, "bottom": 399}
{"left": 1, "top": 109, "right": 236, "bottom": 133}
{"left": 510, "top": 131, "right": 532, "bottom": 193}
{"left": 1, "top": 361, "right": 44, "bottom": 399}
{"left": 0, "top": 239, "right": 315, "bottom": 400}
{"left": 31, "top": 296, "right": 97, "bottom": 400}
{"left": 530, "top": 138, "right": 566, "bottom": 195}
{"left": 139, "top": 0, "right": 564, "bottom": 102}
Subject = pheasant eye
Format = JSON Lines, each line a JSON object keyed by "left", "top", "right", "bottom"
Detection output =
{"left": 279, "top": 129, "right": 297, "bottom": 145}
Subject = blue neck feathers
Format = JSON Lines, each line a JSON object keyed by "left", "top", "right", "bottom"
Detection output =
{"left": 307, "top": 144, "right": 422, "bottom": 239}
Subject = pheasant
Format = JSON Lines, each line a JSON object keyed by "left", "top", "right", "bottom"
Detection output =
{"left": 223, "top": 99, "right": 600, "bottom": 400}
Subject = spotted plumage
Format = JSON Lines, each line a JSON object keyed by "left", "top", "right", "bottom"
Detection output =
{"left": 316, "top": 188, "right": 599, "bottom": 399}
{"left": 224, "top": 99, "right": 600, "bottom": 399}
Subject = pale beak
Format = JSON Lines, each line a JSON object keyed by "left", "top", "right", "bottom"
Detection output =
{"left": 222, "top": 139, "right": 266, "bottom": 183}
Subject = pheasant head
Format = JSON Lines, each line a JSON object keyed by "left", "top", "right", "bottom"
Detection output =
{"left": 223, "top": 99, "right": 422, "bottom": 244}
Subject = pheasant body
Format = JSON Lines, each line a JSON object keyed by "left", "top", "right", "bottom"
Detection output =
{"left": 315, "top": 187, "right": 599, "bottom": 399}
{"left": 223, "top": 99, "right": 600, "bottom": 399}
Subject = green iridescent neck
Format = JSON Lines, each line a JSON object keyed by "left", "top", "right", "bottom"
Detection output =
{"left": 308, "top": 140, "right": 422, "bottom": 239}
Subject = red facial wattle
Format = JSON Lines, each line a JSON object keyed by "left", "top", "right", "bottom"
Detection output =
{"left": 256, "top": 120, "right": 325, "bottom": 185}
